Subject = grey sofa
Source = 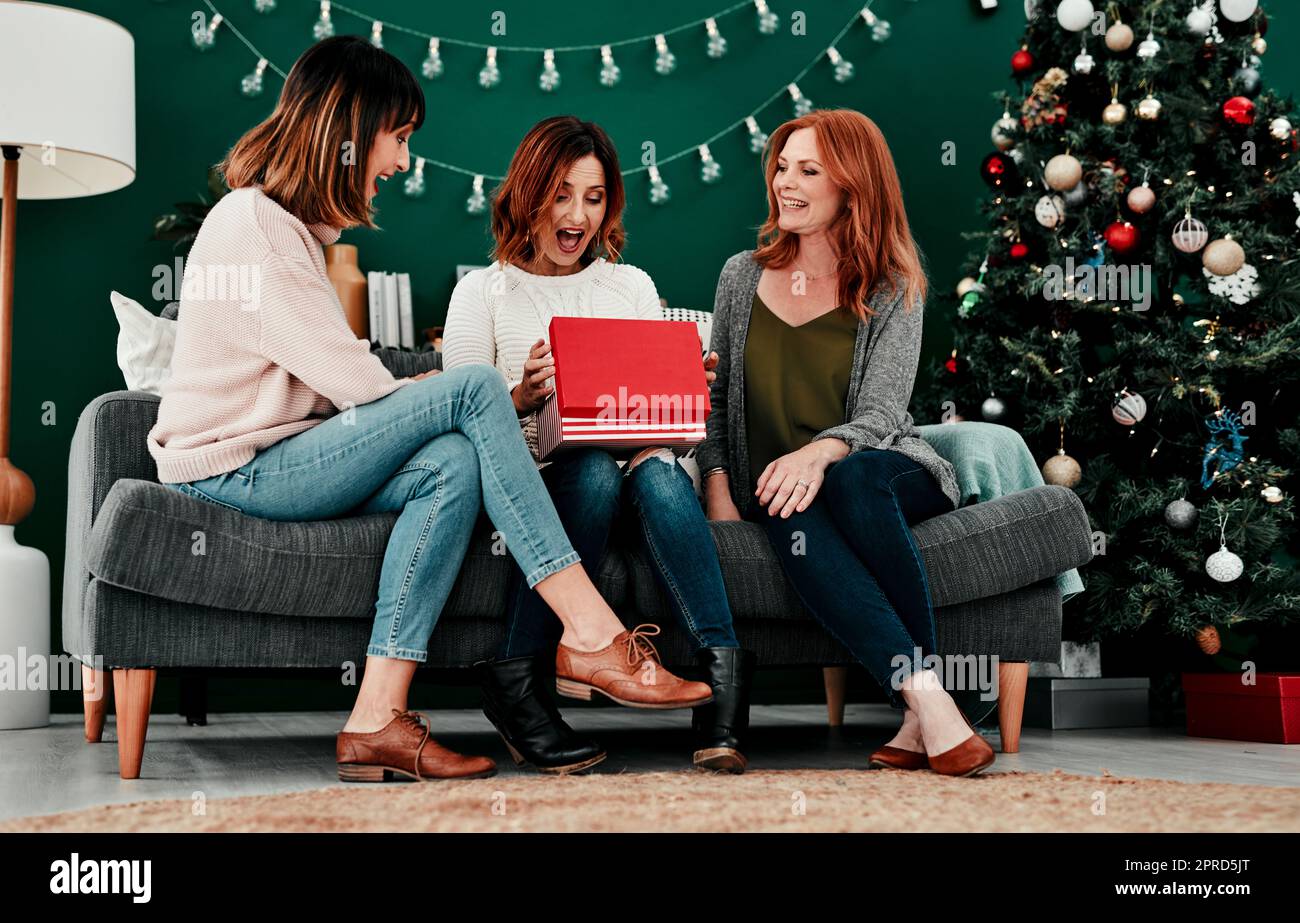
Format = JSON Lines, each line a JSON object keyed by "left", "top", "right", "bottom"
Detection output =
{"left": 63, "top": 349, "right": 1094, "bottom": 779}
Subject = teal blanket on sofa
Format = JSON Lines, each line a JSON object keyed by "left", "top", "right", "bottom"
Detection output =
{"left": 917, "top": 422, "right": 1086, "bottom": 603}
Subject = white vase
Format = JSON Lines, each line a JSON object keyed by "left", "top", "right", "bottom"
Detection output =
{"left": 0, "top": 524, "right": 50, "bottom": 729}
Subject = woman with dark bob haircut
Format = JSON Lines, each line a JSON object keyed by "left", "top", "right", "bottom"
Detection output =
{"left": 148, "top": 38, "right": 711, "bottom": 784}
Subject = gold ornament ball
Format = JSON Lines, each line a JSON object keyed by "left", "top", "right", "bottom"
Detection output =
{"left": 1136, "top": 95, "right": 1162, "bottom": 120}
{"left": 1202, "top": 238, "right": 1246, "bottom": 276}
{"left": 1261, "top": 485, "right": 1283, "bottom": 503}
{"left": 1253, "top": 36, "right": 1267, "bottom": 55}
{"left": 956, "top": 276, "right": 980, "bottom": 297}
{"left": 1042, "top": 451, "right": 1082, "bottom": 488}
{"left": 1127, "top": 184, "right": 1156, "bottom": 214}
{"left": 1102, "top": 100, "right": 1128, "bottom": 125}
{"left": 1105, "top": 23, "right": 1135, "bottom": 52}
{"left": 992, "top": 115, "right": 1018, "bottom": 152}
{"left": 1044, "top": 154, "right": 1083, "bottom": 191}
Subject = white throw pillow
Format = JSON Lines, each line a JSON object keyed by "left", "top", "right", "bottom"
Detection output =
{"left": 110, "top": 291, "right": 175, "bottom": 394}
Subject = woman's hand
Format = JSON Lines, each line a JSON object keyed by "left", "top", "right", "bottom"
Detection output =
{"left": 704, "top": 470, "right": 742, "bottom": 521}
{"left": 755, "top": 439, "right": 849, "bottom": 518}
{"left": 701, "top": 336, "right": 718, "bottom": 385}
{"left": 408, "top": 368, "right": 441, "bottom": 382}
{"left": 511, "top": 338, "right": 555, "bottom": 415}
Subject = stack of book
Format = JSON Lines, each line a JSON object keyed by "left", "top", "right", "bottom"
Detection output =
{"left": 366, "top": 271, "right": 414, "bottom": 348}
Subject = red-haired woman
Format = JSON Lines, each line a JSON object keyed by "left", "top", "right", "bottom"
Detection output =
{"left": 697, "top": 109, "right": 995, "bottom": 777}
{"left": 150, "top": 38, "right": 709, "bottom": 784}
{"left": 444, "top": 116, "right": 751, "bottom": 775}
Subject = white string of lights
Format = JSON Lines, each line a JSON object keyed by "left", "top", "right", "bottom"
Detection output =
{"left": 191, "top": 0, "right": 899, "bottom": 210}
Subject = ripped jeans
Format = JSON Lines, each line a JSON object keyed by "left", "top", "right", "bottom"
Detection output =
{"left": 497, "top": 447, "right": 739, "bottom": 659}
{"left": 163, "top": 365, "right": 581, "bottom": 662}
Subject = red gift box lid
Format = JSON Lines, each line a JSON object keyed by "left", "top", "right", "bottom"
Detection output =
{"left": 547, "top": 316, "right": 710, "bottom": 425}
{"left": 1181, "top": 672, "right": 1300, "bottom": 698}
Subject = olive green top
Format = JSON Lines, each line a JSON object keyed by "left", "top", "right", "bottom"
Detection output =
{"left": 743, "top": 292, "right": 860, "bottom": 494}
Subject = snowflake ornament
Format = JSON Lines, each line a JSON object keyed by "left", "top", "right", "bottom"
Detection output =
{"left": 1203, "top": 262, "right": 1260, "bottom": 305}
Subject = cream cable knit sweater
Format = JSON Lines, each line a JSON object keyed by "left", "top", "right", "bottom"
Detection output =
{"left": 441, "top": 257, "right": 662, "bottom": 459}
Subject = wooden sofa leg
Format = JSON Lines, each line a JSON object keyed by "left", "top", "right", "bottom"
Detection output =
{"left": 998, "top": 661, "right": 1029, "bottom": 753}
{"left": 823, "top": 667, "right": 848, "bottom": 727}
{"left": 113, "top": 669, "right": 156, "bottom": 779}
{"left": 82, "top": 666, "right": 110, "bottom": 743}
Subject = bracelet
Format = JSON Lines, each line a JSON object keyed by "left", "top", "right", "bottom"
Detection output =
{"left": 702, "top": 467, "right": 728, "bottom": 479}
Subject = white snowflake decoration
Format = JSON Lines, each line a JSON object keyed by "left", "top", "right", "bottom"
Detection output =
{"left": 1203, "top": 262, "right": 1260, "bottom": 305}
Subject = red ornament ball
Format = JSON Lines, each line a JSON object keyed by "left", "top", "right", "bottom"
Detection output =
{"left": 1104, "top": 221, "right": 1141, "bottom": 255}
{"left": 1010, "top": 241, "right": 1030, "bottom": 260}
{"left": 1223, "top": 96, "right": 1256, "bottom": 126}
{"left": 1011, "top": 47, "right": 1035, "bottom": 77}
{"left": 944, "top": 354, "right": 959, "bottom": 375}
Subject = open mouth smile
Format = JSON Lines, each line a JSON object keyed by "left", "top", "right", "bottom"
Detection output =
{"left": 556, "top": 227, "right": 586, "bottom": 254}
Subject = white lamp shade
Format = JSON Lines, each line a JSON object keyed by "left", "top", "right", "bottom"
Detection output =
{"left": 0, "top": 1, "right": 135, "bottom": 199}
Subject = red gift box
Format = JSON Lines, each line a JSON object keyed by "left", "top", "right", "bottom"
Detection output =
{"left": 1182, "top": 672, "right": 1300, "bottom": 744}
{"left": 536, "top": 316, "right": 710, "bottom": 460}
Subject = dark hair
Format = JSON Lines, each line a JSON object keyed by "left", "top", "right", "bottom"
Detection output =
{"left": 491, "top": 115, "right": 627, "bottom": 266}
{"left": 221, "top": 35, "right": 426, "bottom": 228}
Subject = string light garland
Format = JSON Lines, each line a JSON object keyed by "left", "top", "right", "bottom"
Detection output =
{"left": 193, "top": 0, "right": 901, "bottom": 207}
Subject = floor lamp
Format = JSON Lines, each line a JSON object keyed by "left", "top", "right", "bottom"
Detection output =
{"left": 0, "top": 2, "right": 135, "bottom": 729}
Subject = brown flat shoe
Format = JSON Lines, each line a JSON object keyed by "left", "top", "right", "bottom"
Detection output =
{"left": 927, "top": 711, "right": 995, "bottom": 778}
{"left": 867, "top": 745, "right": 930, "bottom": 770}
{"left": 336, "top": 709, "right": 497, "bottom": 782}
{"left": 556, "top": 624, "right": 714, "bottom": 709}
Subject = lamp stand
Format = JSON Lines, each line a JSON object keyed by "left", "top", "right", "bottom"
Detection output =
{"left": 0, "top": 145, "right": 50, "bottom": 730}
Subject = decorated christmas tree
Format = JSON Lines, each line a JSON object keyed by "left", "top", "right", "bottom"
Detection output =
{"left": 922, "top": 0, "right": 1299, "bottom": 651}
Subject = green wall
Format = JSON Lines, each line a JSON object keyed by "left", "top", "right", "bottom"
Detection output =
{"left": 13, "top": 1, "right": 1300, "bottom": 710}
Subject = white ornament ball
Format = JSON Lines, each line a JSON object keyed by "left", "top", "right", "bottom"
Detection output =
{"left": 1172, "top": 215, "right": 1209, "bottom": 253}
{"left": 1105, "top": 23, "right": 1135, "bottom": 52}
{"left": 1136, "top": 95, "right": 1163, "bottom": 120}
{"left": 1111, "top": 390, "right": 1147, "bottom": 425}
{"left": 1165, "top": 499, "right": 1198, "bottom": 529}
{"left": 1073, "top": 51, "right": 1095, "bottom": 75}
{"left": 956, "top": 276, "right": 983, "bottom": 297}
{"left": 1045, "top": 154, "right": 1083, "bottom": 191}
{"left": 1127, "top": 184, "right": 1156, "bottom": 214}
{"left": 1219, "top": 0, "right": 1259, "bottom": 24}
{"left": 992, "top": 115, "right": 1019, "bottom": 151}
{"left": 1186, "top": 7, "right": 1214, "bottom": 35}
{"left": 1205, "top": 545, "right": 1244, "bottom": 582}
{"left": 1035, "top": 194, "right": 1067, "bottom": 228}
{"left": 1270, "top": 117, "right": 1293, "bottom": 140}
{"left": 1261, "top": 485, "right": 1283, "bottom": 503}
{"left": 1042, "top": 452, "right": 1082, "bottom": 488}
{"left": 981, "top": 396, "right": 1007, "bottom": 422}
{"left": 1057, "top": 0, "right": 1095, "bottom": 31}
{"left": 1203, "top": 238, "right": 1246, "bottom": 276}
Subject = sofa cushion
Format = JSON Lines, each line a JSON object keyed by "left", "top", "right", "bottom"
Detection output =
{"left": 87, "top": 479, "right": 628, "bottom": 619}
{"left": 626, "top": 485, "right": 1092, "bottom": 620}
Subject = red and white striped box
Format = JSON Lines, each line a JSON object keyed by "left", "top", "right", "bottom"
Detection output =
{"left": 536, "top": 316, "right": 711, "bottom": 460}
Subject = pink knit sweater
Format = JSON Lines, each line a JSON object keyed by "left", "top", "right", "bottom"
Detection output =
{"left": 147, "top": 186, "right": 410, "bottom": 483}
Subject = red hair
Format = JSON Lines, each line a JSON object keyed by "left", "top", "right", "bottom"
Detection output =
{"left": 754, "top": 109, "right": 927, "bottom": 320}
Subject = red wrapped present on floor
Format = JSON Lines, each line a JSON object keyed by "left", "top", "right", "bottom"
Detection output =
{"left": 536, "top": 316, "right": 710, "bottom": 460}
{"left": 1182, "top": 672, "right": 1300, "bottom": 744}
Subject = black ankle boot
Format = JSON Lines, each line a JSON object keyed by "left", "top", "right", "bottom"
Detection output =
{"left": 480, "top": 655, "right": 606, "bottom": 774}
{"left": 691, "top": 647, "right": 755, "bottom": 773}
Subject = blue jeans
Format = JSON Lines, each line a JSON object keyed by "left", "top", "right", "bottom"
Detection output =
{"left": 163, "top": 364, "right": 581, "bottom": 662}
{"left": 747, "top": 449, "right": 954, "bottom": 709}
{"left": 498, "top": 448, "right": 739, "bottom": 659}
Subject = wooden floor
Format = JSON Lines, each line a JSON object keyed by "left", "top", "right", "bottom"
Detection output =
{"left": 1, "top": 704, "right": 1296, "bottom": 822}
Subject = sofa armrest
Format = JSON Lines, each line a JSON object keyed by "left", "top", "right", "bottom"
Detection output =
{"left": 63, "top": 390, "right": 161, "bottom": 660}
{"left": 370, "top": 346, "right": 441, "bottom": 378}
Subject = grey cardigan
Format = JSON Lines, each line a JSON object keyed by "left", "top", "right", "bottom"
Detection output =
{"left": 695, "top": 250, "right": 960, "bottom": 516}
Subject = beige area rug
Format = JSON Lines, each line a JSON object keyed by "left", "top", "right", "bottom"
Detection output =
{"left": 6, "top": 768, "right": 1299, "bottom": 833}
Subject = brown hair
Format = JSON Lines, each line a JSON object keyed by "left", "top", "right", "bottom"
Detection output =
{"left": 754, "top": 109, "right": 927, "bottom": 320}
{"left": 491, "top": 116, "right": 626, "bottom": 267}
{"left": 220, "top": 36, "right": 425, "bottom": 229}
